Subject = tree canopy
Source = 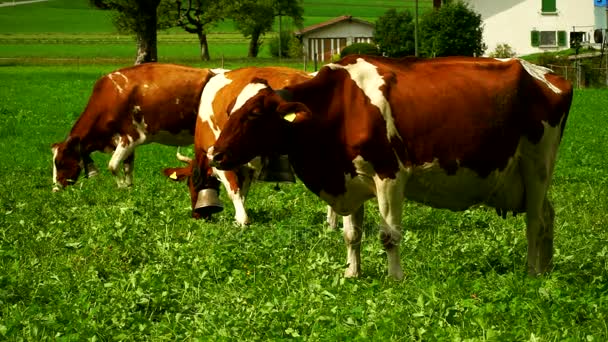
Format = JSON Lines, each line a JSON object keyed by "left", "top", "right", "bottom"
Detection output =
{"left": 419, "top": 1, "right": 486, "bottom": 57}
{"left": 373, "top": 1, "right": 485, "bottom": 58}
{"left": 231, "top": 0, "right": 304, "bottom": 58}
{"left": 373, "top": 9, "right": 415, "bottom": 57}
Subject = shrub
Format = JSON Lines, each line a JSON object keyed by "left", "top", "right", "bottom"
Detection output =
{"left": 373, "top": 9, "right": 415, "bottom": 57}
{"left": 270, "top": 31, "right": 302, "bottom": 58}
{"left": 489, "top": 43, "right": 516, "bottom": 58}
{"left": 340, "top": 43, "right": 380, "bottom": 58}
{"left": 419, "top": 1, "right": 486, "bottom": 57}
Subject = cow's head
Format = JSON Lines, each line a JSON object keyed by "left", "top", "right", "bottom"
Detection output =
{"left": 163, "top": 153, "right": 222, "bottom": 219}
{"left": 210, "top": 82, "right": 311, "bottom": 170}
{"left": 52, "top": 136, "right": 83, "bottom": 191}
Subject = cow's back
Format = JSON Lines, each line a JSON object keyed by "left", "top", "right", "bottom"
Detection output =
{"left": 308, "top": 56, "right": 572, "bottom": 213}
{"left": 70, "top": 63, "right": 212, "bottom": 149}
{"left": 196, "top": 67, "right": 312, "bottom": 150}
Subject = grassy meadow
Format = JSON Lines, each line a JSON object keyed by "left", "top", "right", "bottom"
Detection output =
{"left": 1, "top": 62, "right": 608, "bottom": 342}
{"left": 1, "top": 0, "right": 608, "bottom": 340}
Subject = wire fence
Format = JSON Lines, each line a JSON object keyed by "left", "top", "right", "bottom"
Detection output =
{"left": 548, "top": 63, "right": 608, "bottom": 88}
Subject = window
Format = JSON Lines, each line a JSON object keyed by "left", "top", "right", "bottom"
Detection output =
{"left": 540, "top": 31, "right": 557, "bottom": 46}
{"left": 542, "top": 0, "right": 557, "bottom": 13}
{"left": 531, "top": 30, "right": 567, "bottom": 47}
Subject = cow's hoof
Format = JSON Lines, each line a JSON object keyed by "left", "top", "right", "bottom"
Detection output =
{"left": 344, "top": 268, "right": 360, "bottom": 278}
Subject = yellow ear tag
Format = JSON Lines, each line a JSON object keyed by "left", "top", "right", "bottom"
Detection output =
{"left": 283, "top": 113, "right": 297, "bottom": 122}
{"left": 170, "top": 171, "right": 178, "bottom": 180}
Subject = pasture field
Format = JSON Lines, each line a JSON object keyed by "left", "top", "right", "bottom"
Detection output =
{"left": 0, "top": 64, "right": 607, "bottom": 340}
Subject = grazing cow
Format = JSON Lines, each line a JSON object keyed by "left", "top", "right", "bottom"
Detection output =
{"left": 163, "top": 66, "right": 313, "bottom": 225}
{"left": 52, "top": 63, "right": 216, "bottom": 191}
{"left": 209, "top": 55, "right": 573, "bottom": 279}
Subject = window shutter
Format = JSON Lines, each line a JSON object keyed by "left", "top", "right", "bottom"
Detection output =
{"left": 542, "top": 0, "right": 557, "bottom": 12}
{"left": 558, "top": 31, "right": 567, "bottom": 46}
{"left": 531, "top": 30, "right": 540, "bottom": 47}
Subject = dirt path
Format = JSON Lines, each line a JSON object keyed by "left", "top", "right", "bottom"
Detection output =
{"left": 0, "top": 0, "right": 50, "bottom": 7}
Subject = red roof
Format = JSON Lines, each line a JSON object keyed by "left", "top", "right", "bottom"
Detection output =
{"left": 295, "top": 15, "right": 374, "bottom": 36}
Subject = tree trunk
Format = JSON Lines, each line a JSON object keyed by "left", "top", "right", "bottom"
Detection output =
{"left": 134, "top": 0, "right": 160, "bottom": 65}
{"left": 197, "top": 31, "right": 210, "bottom": 61}
{"left": 248, "top": 29, "right": 262, "bottom": 58}
{"left": 433, "top": 0, "right": 442, "bottom": 10}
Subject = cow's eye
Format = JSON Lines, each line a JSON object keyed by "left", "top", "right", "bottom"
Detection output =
{"left": 247, "top": 109, "right": 263, "bottom": 120}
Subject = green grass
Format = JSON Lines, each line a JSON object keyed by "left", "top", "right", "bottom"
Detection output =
{"left": 0, "top": 64, "right": 607, "bottom": 340}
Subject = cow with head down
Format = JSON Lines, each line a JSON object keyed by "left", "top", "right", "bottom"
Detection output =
{"left": 52, "top": 63, "right": 217, "bottom": 191}
{"left": 209, "top": 55, "right": 573, "bottom": 279}
{"left": 163, "top": 66, "right": 314, "bottom": 225}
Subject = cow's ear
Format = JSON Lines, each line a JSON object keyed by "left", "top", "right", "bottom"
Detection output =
{"left": 163, "top": 166, "right": 192, "bottom": 182}
{"left": 277, "top": 102, "right": 311, "bottom": 122}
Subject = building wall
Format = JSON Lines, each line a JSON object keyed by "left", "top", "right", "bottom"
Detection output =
{"left": 466, "top": 0, "right": 600, "bottom": 56}
{"left": 301, "top": 21, "right": 374, "bottom": 61}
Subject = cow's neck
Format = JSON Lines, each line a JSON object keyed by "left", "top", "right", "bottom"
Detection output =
{"left": 286, "top": 92, "right": 354, "bottom": 197}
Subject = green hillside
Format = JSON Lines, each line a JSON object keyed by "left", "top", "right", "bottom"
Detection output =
{"left": 0, "top": 0, "right": 434, "bottom": 34}
{"left": 0, "top": 0, "right": 434, "bottom": 62}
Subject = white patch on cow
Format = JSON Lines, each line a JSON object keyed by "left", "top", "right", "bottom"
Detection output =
{"left": 113, "top": 71, "right": 128, "bottom": 83}
{"left": 108, "top": 74, "right": 124, "bottom": 94}
{"left": 108, "top": 71, "right": 129, "bottom": 94}
{"left": 494, "top": 58, "right": 514, "bottom": 62}
{"left": 107, "top": 119, "right": 147, "bottom": 188}
{"left": 211, "top": 68, "right": 230, "bottom": 74}
{"left": 175, "top": 98, "right": 180, "bottom": 105}
{"left": 231, "top": 83, "right": 268, "bottom": 114}
{"left": 326, "top": 58, "right": 402, "bottom": 142}
{"left": 518, "top": 59, "right": 562, "bottom": 94}
{"left": 52, "top": 146, "right": 59, "bottom": 190}
{"left": 199, "top": 73, "right": 233, "bottom": 138}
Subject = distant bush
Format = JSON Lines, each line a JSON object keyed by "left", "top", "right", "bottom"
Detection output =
{"left": 419, "top": 1, "right": 486, "bottom": 57}
{"left": 489, "top": 43, "right": 516, "bottom": 58}
{"left": 340, "top": 43, "right": 380, "bottom": 58}
{"left": 537, "top": 52, "right": 559, "bottom": 67}
{"left": 270, "top": 31, "right": 302, "bottom": 58}
{"left": 373, "top": 8, "right": 415, "bottom": 57}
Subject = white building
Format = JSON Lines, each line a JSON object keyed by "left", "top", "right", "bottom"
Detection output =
{"left": 465, "top": 0, "right": 607, "bottom": 56}
{"left": 295, "top": 16, "right": 375, "bottom": 62}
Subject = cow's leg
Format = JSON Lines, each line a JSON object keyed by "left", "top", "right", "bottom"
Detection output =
{"left": 123, "top": 152, "right": 135, "bottom": 187}
{"left": 82, "top": 154, "right": 99, "bottom": 178}
{"left": 376, "top": 175, "right": 406, "bottom": 280}
{"left": 214, "top": 169, "right": 250, "bottom": 226}
{"left": 108, "top": 136, "right": 140, "bottom": 188}
{"left": 327, "top": 206, "right": 339, "bottom": 230}
{"left": 522, "top": 162, "right": 554, "bottom": 275}
{"left": 343, "top": 205, "right": 364, "bottom": 278}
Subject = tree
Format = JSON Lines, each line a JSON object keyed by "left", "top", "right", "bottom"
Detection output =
{"left": 373, "top": 9, "right": 415, "bottom": 57}
{"left": 173, "top": 0, "right": 225, "bottom": 61}
{"left": 231, "top": 0, "right": 304, "bottom": 58}
{"left": 419, "top": 1, "right": 486, "bottom": 57}
{"left": 90, "top": 0, "right": 162, "bottom": 64}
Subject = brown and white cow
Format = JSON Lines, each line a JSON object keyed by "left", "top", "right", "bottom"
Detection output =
{"left": 162, "top": 66, "right": 313, "bottom": 225}
{"left": 209, "top": 55, "right": 573, "bottom": 279}
{"left": 52, "top": 63, "right": 216, "bottom": 191}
